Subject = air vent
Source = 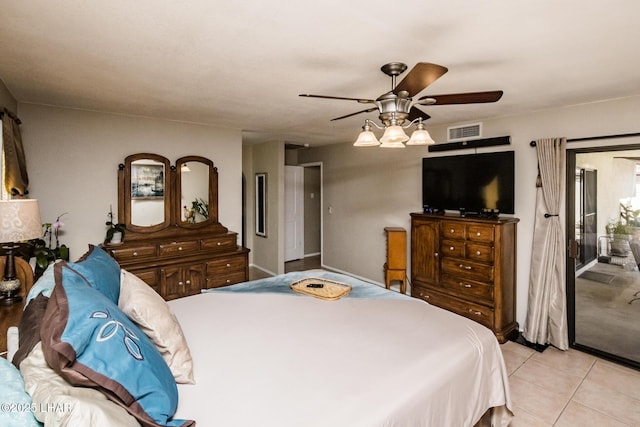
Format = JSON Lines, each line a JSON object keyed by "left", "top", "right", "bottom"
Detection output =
{"left": 447, "top": 123, "right": 482, "bottom": 142}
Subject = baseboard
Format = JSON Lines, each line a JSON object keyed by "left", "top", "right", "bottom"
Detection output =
{"left": 249, "top": 263, "right": 277, "bottom": 277}
{"left": 320, "top": 264, "right": 386, "bottom": 289}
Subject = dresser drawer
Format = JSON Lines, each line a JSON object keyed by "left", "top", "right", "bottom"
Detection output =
{"left": 206, "top": 255, "right": 246, "bottom": 275}
{"left": 109, "top": 245, "right": 157, "bottom": 262}
{"left": 466, "top": 242, "right": 494, "bottom": 262}
{"left": 442, "top": 274, "right": 493, "bottom": 302}
{"left": 412, "top": 285, "right": 494, "bottom": 329}
{"left": 158, "top": 240, "right": 199, "bottom": 256}
{"left": 201, "top": 234, "right": 237, "bottom": 251}
{"left": 207, "top": 271, "right": 247, "bottom": 288}
{"left": 441, "top": 257, "right": 494, "bottom": 282}
{"left": 441, "top": 221, "right": 466, "bottom": 240}
{"left": 441, "top": 240, "right": 465, "bottom": 258}
{"left": 467, "top": 224, "right": 495, "bottom": 243}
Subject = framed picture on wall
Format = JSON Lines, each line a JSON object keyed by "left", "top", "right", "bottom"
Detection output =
{"left": 256, "top": 173, "right": 267, "bottom": 237}
{"left": 131, "top": 164, "right": 165, "bottom": 199}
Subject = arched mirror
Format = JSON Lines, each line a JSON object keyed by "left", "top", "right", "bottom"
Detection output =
{"left": 123, "top": 153, "right": 171, "bottom": 233}
{"left": 176, "top": 156, "right": 218, "bottom": 228}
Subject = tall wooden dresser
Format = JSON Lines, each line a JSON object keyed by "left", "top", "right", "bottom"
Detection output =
{"left": 384, "top": 227, "right": 407, "bottom": 293}
{"left": 410, "top": 213, "right": 519, "bottom": 343}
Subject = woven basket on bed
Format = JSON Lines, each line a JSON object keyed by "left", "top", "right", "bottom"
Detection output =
{"left": 289, "top": 277, "right": 351, "bottom": 300}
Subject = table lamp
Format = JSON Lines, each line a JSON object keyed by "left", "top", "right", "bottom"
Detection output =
{"left": 0, "top": 199, "right": 42, "bottom": 305}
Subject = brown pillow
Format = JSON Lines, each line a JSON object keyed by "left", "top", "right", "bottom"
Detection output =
{"left": 12, "top": 293, "right": 49, "bottom": 368}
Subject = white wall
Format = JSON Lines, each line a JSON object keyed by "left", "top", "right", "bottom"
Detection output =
{"left": 298, "top": 95, "right": 640, "bottom": 329}
{"left": 19, "top": 103, "right": 243, "bottom": 260}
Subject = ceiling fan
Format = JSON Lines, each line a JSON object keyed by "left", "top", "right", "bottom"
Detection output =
{"left": 299, "top": 62, "right": 503, "bottom": 147}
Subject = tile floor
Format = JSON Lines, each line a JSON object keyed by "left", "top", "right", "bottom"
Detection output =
{"left": 501, "top": 340, "right": 640, "bottom": 426}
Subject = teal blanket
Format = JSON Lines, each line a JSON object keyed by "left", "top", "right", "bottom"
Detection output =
{"left": 204, "top": 269, "right": 411, "bottom": 300}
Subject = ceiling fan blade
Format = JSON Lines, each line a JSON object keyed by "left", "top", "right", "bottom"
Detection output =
{"left": 330, "top": 107, "right": 378, "bottom": 121}
{"left": 393, "top": 63, "right": 448, "bottom": 97}
{"left": 299, "top": 94, "right": 375, "bottom": 104}
{"left": 418, "top": 90, "right": 504, "bottom": 105}
{"left": 408, "top": 106, "right": 431, "bottom": 123}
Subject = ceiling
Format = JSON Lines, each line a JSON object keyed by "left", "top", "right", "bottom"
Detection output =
{"left": 1, "top": 1, "right": 639, "bottom": 147}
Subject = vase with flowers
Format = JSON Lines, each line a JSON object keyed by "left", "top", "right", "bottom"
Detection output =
{"left": 105, "top": 206, "right": 126, "bottom": 244}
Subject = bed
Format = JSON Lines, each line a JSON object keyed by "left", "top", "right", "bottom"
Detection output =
{"left": 3, "top": 246, "right": 513, "bottom": 426}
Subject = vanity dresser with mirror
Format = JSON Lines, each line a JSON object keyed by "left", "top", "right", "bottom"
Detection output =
{"left": 103, "top": 153, "right": 249, "bottom": 301}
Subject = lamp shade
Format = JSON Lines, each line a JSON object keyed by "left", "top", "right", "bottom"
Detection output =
{"left": 379, "top": 125, "right": 409, "bottom": 148}
{"left": 353, "top": 130, "right": 380, "bottom": 147}
{"left": 406, "top": 128, "right": 436, "bottom": 145}
{"left": 0, "top": 199, "right": 42, "bottom": 243}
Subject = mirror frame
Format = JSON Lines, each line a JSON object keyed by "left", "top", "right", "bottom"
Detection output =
{"left": 121, "top": 153, "right": 172, "bottom": 233}
{"left": 255, "top": 172, "right": 267, "bottom": 237}
{"left": 175, "top": 156, "right": 218, "bottom": 228}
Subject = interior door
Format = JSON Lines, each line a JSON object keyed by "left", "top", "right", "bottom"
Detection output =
{"left": 285, "top": 165, "right": 304, "bottom": 261}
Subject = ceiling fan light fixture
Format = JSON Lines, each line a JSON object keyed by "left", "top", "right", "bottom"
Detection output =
{"left": 379, "top": 125, "right": 409, "bottom": 147}
{"left": 353, "top": 130, "right": 380, "bottom": 147}
{"left": 406, "top": 122, "right": 435, "bottom": 145}
{"left": 353, "top": 120, "right": 381, "bottom": 147}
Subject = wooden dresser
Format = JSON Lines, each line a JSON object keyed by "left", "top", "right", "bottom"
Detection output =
{"left": 410, "top": 213, "right": 519, "bottom": 343}
{"left": 105, "top": 153, "right": 249, "bottom": 301}
{"left": 105, "top": 231, "right": 248, "bottom": 301}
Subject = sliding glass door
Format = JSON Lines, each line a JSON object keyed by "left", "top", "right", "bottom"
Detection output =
{"left": 567, "top": 144, "right": 640, "bottom": 369}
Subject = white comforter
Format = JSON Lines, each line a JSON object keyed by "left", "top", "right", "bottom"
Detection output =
{"left": 170, "top": 292, "right": 512, "bottom": 427}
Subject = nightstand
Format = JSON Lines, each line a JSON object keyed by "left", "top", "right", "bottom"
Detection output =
{"left": 0, "top": 256, "right": 34, "bottom": 358}
{"left": 384, "top": 227, "right": 407, "bottom": 294}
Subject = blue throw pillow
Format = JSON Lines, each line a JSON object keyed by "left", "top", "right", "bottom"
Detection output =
{"left": 40, "top": 263, "right": 193, "bottom": 427}
{"left": 0, "top": 356, "right": 42, "bottom": 426}
{"left": 26, "top": 262, "right": 56, "bottom": 304}
{"left": 68, "top": 245, "right": 121, "bottom": 303}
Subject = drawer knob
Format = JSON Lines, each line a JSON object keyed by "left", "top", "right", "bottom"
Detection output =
{"left": 178, "top": 246, "right": 183, "bottom": 251}
{"left": 450, "top": 229, "right": 455, "bottom": 233}
{"left": 476, "top": 232, "right": 481, "bottom": 236}
{"left": 133, "top": 252, "right": 138, "bottom": 256}
{"left": 178, "top": 281, "right": 184, "bottom": 286}
{"left": 226, "top": 263, "right": 231, "bottom": 267}
{"left": 468, "top": 309, "right": 483, "bottom": 316}
{"left": 476, "top": 250, "right": 481, "bottom": 256}
{"left": 226, "top": 279, "right": 231, "bottom": 283}
{"left": 217, "top": 242, "right": 222, "bottom": 246}
{"left": 186, "top": 280, "right": 191, "bottom": 285}
{"left": 459, "top": 282, "right": 472, "bottom": 288}
{"left": 434, "top": 252, "right": 439, "bottom": 257}
{"left": 459, "top": 264, "right": 472, "bottom": 270}
{"left": 449, "top": 246, "right": 454, "bottom": 251}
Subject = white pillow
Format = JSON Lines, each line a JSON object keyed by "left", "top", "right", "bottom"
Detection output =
{"left": 21, "top": 342, "right": 140, "bottom": 427}
{"left": 118, "top": 269, "right": 195, "bottom": 384}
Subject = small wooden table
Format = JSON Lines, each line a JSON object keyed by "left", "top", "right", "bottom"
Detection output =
{"left": 0, "top": 257, "right": 34, "bottom": 357}
{"left": 384, "top": 227, "right": 407, "bottom": 294}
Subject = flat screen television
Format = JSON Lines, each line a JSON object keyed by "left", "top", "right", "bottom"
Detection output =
{"left": 422, "top": 151, "right": 515, "bottom": 215}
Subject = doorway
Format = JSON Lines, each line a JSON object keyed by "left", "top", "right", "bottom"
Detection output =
{"left": 284, "top": 163, "right": 322, "bottom": 272}
{"left": 567, "top": 144, "right": 640, "bottom": 369}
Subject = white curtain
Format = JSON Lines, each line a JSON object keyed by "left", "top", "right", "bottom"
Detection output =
{"left": 523, "top": 138, "right": 568, "bottom": 350}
